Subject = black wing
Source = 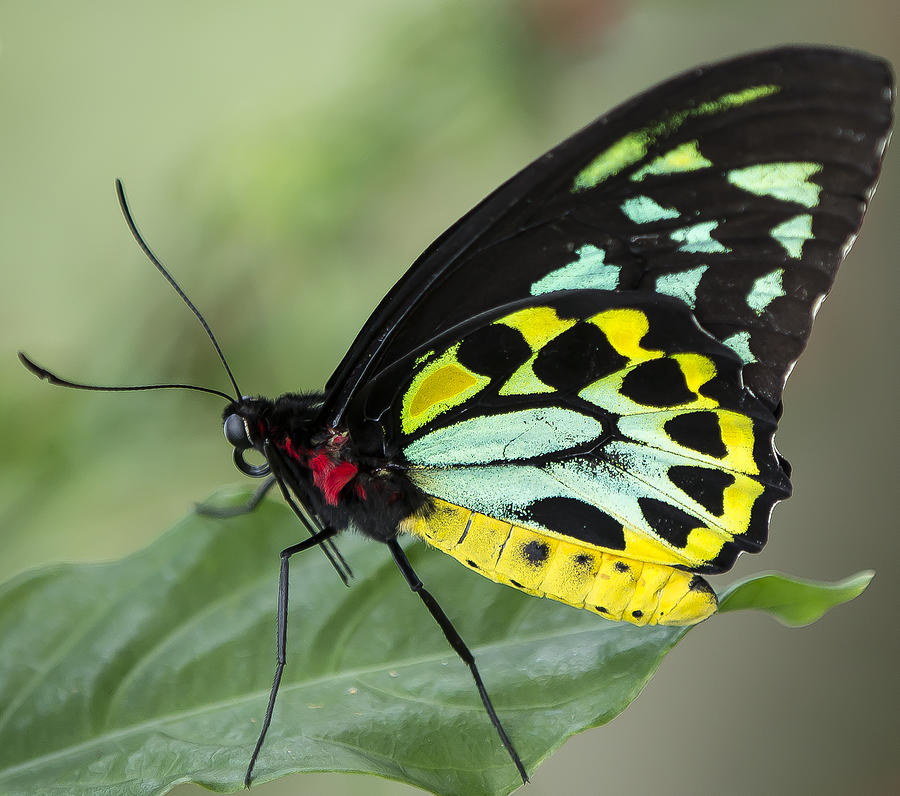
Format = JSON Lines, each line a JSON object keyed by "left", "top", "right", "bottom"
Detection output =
{"left": 321, "top": 46, "right": 892, "bottom": 425}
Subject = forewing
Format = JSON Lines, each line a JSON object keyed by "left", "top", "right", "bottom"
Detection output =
{"left": 324, "top": 47, "right": 893, "bottom": 422}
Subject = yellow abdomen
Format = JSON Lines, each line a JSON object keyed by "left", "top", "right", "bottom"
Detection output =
{"left": 402, "top": 498, "right": 717, "bottom": 626}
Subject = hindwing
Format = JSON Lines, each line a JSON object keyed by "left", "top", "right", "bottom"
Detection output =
{"left": 354, "top": 291, "right": 792, "bottom": 623}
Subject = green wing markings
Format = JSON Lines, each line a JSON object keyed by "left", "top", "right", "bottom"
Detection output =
{"left": 631, "top": 141, "right": 712, "bottom": 182}
{"left": 404, "top": 408, "right": 604, "bottom": 466}
{"left": 722, "top": 331, "right": 755, "bottom": 365}
{"left": 654, "top": 265, "right": 708, "bottom": 310}
{"left": 771, "top": 214, "right": 813, "bottom": 258}
{"left": 670, "top": 220, "right": 731, "bottom": 254}
{"left": 402, "top": 299, "right": 785, "bottom": 576}
{"left": 727, "top": 162, "right": 823, "bottom": 207}
{"left": 572, "top": 84, "right": 779, "bottom": 190}
{"left": 620, "top": 195, "right": 681, "bottom": 224}
{"left": 401, "top": 343, "right": 491, "bottom": 433}
{"left": 530, "top": 244, "right": 621, "bottom": 295}
{"left": 747, "top": 269, "right": 786, "bottom": 315}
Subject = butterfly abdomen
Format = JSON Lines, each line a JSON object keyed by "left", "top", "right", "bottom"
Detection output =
{"left": 401, "top": 497, "right": 717, "bottom": 626}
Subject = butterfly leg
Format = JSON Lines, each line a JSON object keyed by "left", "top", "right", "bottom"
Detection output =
{"left": 195, "top": 475, "right": 277, "bottom": 517}
{"left": 265, "top": 444, "right": 353, "bottom": 585}
{"left": 245, "top": 525, "right": 340, "bottom": 788}
{"left": 387, "top": 539, "right": 529, "bottom": 785}
{"left": 202, "top": 441, "right": 353, "bottom": 584}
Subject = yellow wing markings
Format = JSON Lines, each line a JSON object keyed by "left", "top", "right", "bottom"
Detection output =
{"left": 401, "top": 343, "right": 491, "bottom": 434}
{"left": 588, "top": 307, "right": 662, "bottom": 362}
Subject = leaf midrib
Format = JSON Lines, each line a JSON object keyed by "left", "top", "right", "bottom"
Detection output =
{"left": 0, "top": 619, "right": 677, "bottom": 780}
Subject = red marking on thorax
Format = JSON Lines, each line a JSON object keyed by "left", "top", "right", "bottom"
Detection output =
{"left": 278, "top": 432, "right": 359, "bottom": 506}
{"left": 319, "top": 460, "right": 358, "bottom": 505}
{"left": 309, "top": 445, "right": 358, "bottom": 506}
{"left": 282, "top": 437, "right": 305, "bottom": 461}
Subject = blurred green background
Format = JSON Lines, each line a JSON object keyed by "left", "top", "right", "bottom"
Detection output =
{"left": 2, "top": 1, "right": 897, "bottom": 794}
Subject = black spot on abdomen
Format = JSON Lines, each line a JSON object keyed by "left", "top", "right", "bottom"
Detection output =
{"left": 521, "top": 540, "right": 550, "bottom": 566}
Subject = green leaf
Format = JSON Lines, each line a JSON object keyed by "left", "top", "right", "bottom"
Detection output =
{"left": 0, "top": 493, "right": 872, "bottom": 796}
{"left": 718, "top": 570, "right": 874, "bottom": 626}
{"left": 0, "top": 490, "right": 687, "bottom": 796}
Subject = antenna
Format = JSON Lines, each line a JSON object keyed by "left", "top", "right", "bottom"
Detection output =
{"left": 18, "top": 352, "right": 235, "bottom": 402}
{"left": 115, "top": 178, "right": 242, "bottom": 400}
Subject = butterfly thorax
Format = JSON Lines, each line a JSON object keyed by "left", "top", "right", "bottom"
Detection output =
{"left": 224, "top": 393, "right": 428, "bottom": 541}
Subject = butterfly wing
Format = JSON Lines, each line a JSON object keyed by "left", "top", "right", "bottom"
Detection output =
{"left": 323, "top": 46, "right": 892, "bottom": 425}
{"left": 353, "top": 290, "right": 790, "bottom": 625}
{"left": 327, "top": 47, "right": 892, "bottom": 625}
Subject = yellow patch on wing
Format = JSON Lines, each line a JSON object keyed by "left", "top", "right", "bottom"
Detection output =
{"left": 588, "top": 308, "right": 662, "bottom": 362}
{"left": 401, "top": 344, "right": 491, "bottom": 434}
{"left": 494, "top": 306, "right": 578, "bottom": 396}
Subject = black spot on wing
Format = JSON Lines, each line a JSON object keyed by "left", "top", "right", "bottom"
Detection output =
{"left": 639, "top": 497, "right": 699, "bottom": 548}
{"left": 532, "top": 321, "right": 628, "bottom": 392}
{"left": 706, "top": 543, "right": 741, "bottom": 573}
{"left": 456, "top": 323, "right": 531, "bottom": 378}
{"left": 667, "top": 465, "right": 735, "bottom": 517}
{"left": 528, "top": 496, "right": 626, "bottom": 550}
{"left": 664, "top": 411, "right": 727, "bottom": 458}
{"left": 620, "top": 358, "right": 695, "bottom": 407}
{"left": 742, "top": 483, "right": 781, "bottom": 552}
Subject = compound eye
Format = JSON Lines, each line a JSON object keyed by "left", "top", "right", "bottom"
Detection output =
{"left": 223, "top": 413, "right": 251, "bottom": 449}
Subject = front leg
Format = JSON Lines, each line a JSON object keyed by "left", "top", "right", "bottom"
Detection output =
{"left": 244, "top": 525, "right": 340, "bottom": 788}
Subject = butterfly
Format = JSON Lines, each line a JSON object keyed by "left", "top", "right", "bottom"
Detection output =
{"left": 20, "top": 46, "right": 894, "bottom": 787}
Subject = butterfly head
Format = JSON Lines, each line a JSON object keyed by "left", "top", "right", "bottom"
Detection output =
{"left": 223, "top": 397, "right": 274, "bottom": 477}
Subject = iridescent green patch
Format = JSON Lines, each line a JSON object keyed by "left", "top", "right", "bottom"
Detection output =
{"left": 771, "top": 214, "right": 813, "bottom": 258}
{"left": 620, "top": 195, "right": 680, "bottom": 224}
{"left": 722, "top": 331, "right": 755, "bottom": 364}
{"left": 728, "top": 162, "right": 823, "bottom": 208}
{"left": 670, "top": 221, "right": 730, "bottom": 254}
{"left": 530, "top": 244, "right": 621, "bottom": 295}
{"left": 747, "top": 269, "right": 785, "bottom": 315}
{"left": 572, "top": 83, "right": 779, "bottom": 191}
{"left": 572, "top": 133, "right": 649, "bottom": 192}
{"left": 654, "top": 265, "right": 708, "bottom": 310}
{"left": 631, "top": 141, "right": 712, "bottom": 181}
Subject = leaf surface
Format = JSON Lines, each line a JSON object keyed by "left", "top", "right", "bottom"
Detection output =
{"left": 718, "top": 569, "right": 874, "bottom": 626}
{"left": 0, "top": 491, "right": 871, "bottom": 795}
